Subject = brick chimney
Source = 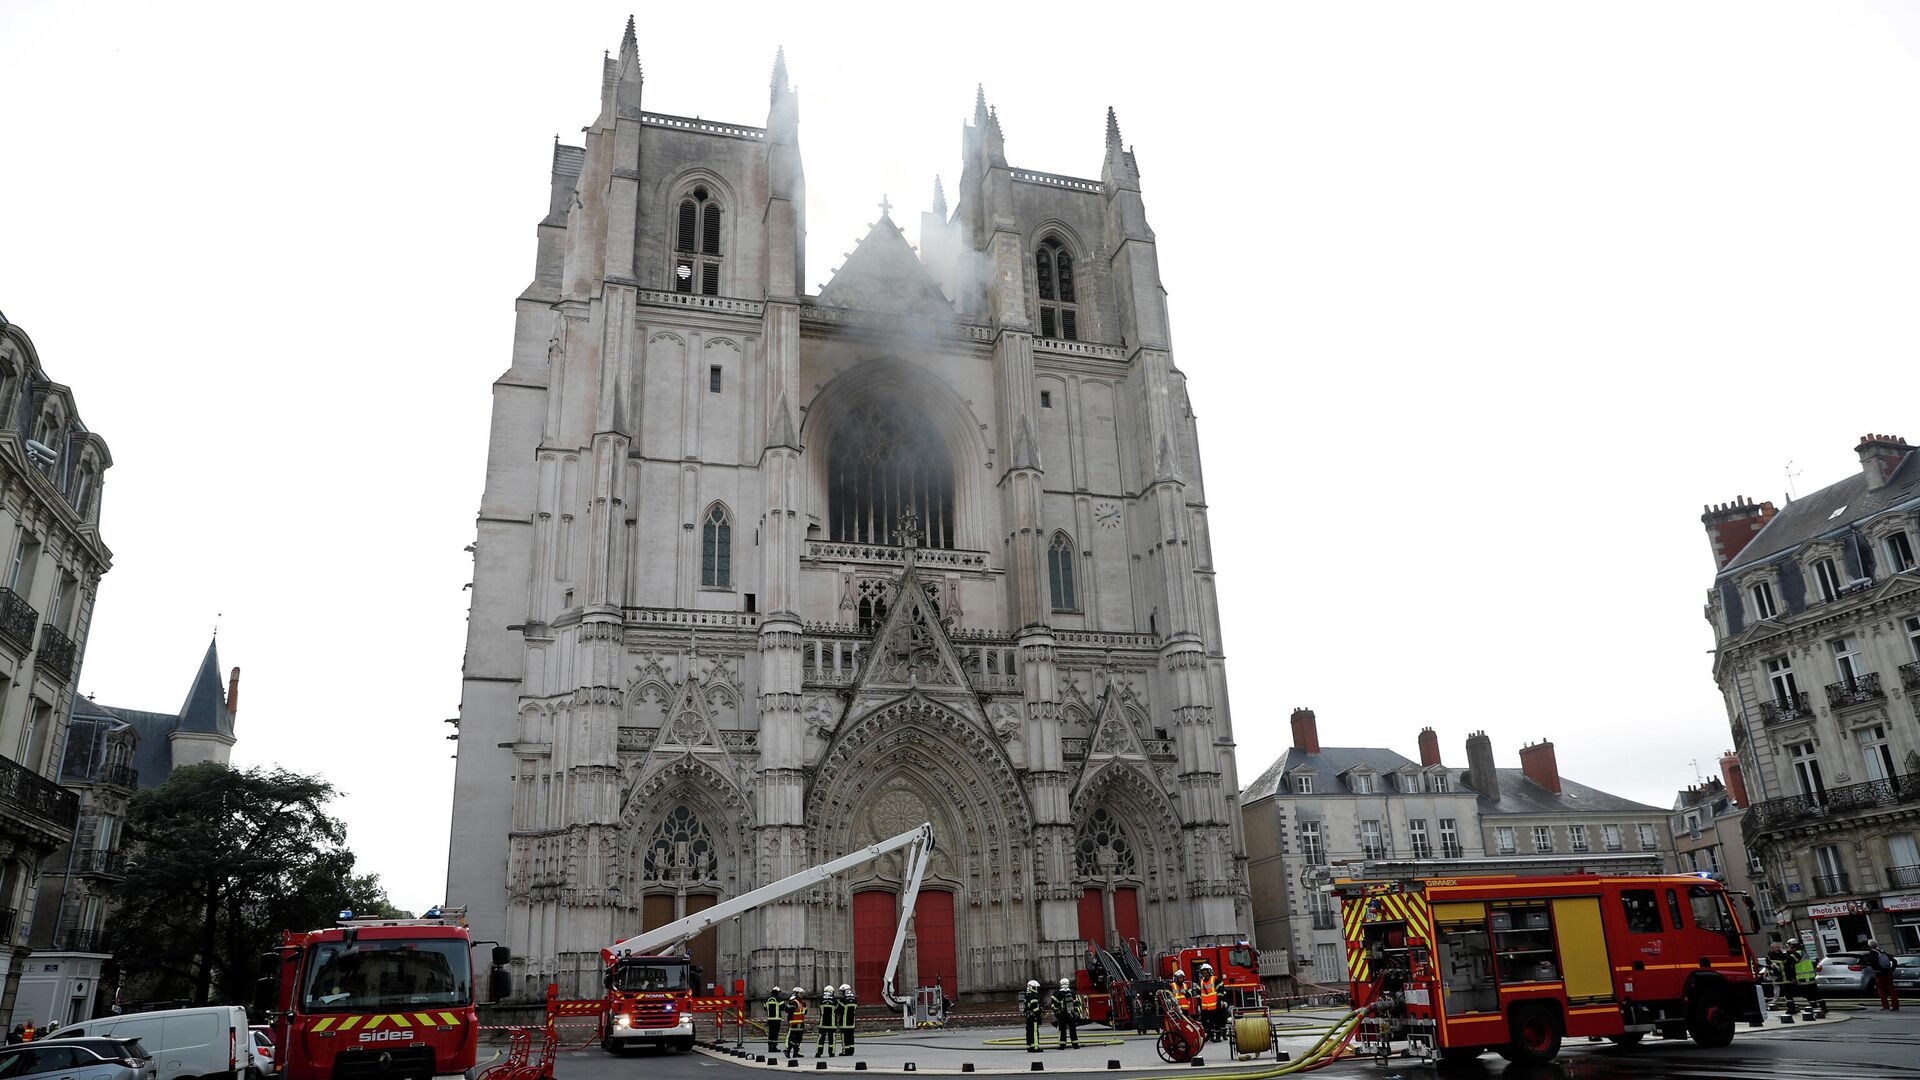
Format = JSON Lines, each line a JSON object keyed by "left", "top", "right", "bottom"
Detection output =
{"left": 1856, "top": 434, "right": 1910, "bottom": 491}
{"left": 1720, "top": 749, "right": 1748, "bottom": 808}
{"left": 1465, "top": 731, "right": 1498, "bottom": 799}
{"left": 227, "top": 666, "right": 241, "bottom": 717}
{"left": 1290, "top": 707, "right": 1320, "bottom": 755}
{"left": 1701, "top": 496, "right": 1777, "bottom": 570}
{"left": 1418, "top": 727, "right": 1441, "bottom": 767}
{"left": 1519, "top": 740, "right": 1561, "bottom": 795}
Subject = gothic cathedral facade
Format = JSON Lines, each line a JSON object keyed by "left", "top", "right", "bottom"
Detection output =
{"left": 447, "top": 24, "right": 1250, "bottom": 1000}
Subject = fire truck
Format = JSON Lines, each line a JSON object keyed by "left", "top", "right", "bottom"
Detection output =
{"left": 1077, "top": 942, "right": 1261, "bottom": 1028}
{"left": 598, "top": 823, "right": 936, "bottom": 1054}
{"left": 255, "top": 907, "right": 512, "bottom": 1080}
{"left": 1336, "top": 874, "right": 1765, "bottom": 1065}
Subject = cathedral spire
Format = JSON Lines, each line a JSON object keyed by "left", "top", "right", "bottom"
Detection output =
{"left": 931, "top": 175, "right": 947, "bottom": 219}
{"left": 771, "top": 46, "right": 789, "bottom": 104}
{"left": 973, "top": 83, "right": 989, "bottom": 127}
{"left": 1105, "top": 106, "right": 1121, "bottom": 152}
{"left": 619, "top": 14, "right": 637, "bottom": 67}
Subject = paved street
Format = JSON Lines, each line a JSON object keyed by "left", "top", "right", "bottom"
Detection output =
{"left": 527, "top": 999, "right": 1920, "bottom": 1080}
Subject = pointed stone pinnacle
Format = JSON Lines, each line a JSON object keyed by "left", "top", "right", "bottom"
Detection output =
{"left": 932, "top": 175, "right": 948, "bottom": 217}
{"left": 974, "top": 83, "right": 988, "bottom": 124}
{"left": 621, "top": 14, "right": 636, "bottom": 49}
{"left": 1106, "top": 106, "right": 1121, "bottom": 148}
{"left": 773, "top": 45, "right": 788, "bottom": 89}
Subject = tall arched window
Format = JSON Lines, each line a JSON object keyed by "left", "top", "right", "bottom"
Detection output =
{"left": 1035, "top": 236, "right": 1077, "bottom": 341}
{"left": 701, "top": 504, "right": 732, "bottom": 588}
{"left": 673, "top": 186, "right": 723, "bottom": 296}
{"left": 1075, "top": 807, "right": 1136, "bottom": 877}
{"left": 642, "top": 804, "right": 718, "bottom": 882}
{"left": 827, "top": 398, "right": 956, "bottom": 549}
{"left": 1048, "top": 531, "right": 1077, "bottom": 611}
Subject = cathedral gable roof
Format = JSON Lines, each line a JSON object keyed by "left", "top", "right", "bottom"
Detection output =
{"left": 844, "top": 552, "right": 977, "bottom": 713}
{"left": 816, "top": 212, "right": 955, "bottom": 318}
{"left": 178, "top": 638, "right": 234, "bottom": 738}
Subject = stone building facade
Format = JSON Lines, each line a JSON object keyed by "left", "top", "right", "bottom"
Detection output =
{"left": 446, "top": 28, "right": 1249, "bottom": 1001}
{"left": 1242, "top": 714, "right": 1668, "bottom": 992}
{"left": 1705, "top": 435, "right": 1920, "bottom": 954}
{"left": 1668, "top": 759, "right": 1767, "bottom": 957}
{"left": 0, "top": 311, "right": 112, "bottom": 1027}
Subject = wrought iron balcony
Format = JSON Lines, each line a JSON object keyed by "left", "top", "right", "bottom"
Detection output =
{"left": 1813, "top": 873, "right": 1853, "bottom": 897}
{"left": 1311, "top": 913, "right": 1337, "bottom": 930}
{"left": 56, "top": 928, "right": 103, "bottom": 952}
{"left": 1901, "top": 661, "right": 1920, "bottom": 693}
{"left": 0, "top": 752, "right": 79, "bottom": 833}
{"left": 1742, "top": 771, "right": 1920, "bottom": 846}
{"left": 0, "top": 587, "right": 37, "bottom": 654}
{"left": 1825, "top": 672, "right": 1883, "bottom": 710}
{"left": 1888, "top": 864, "right": 1920, "bottom": 890}
{"left": 36, "top": 623, "right": 77, "bottom": 682}
{"left": 100, "top": 763, "right": 138, "bottom": 790}
{"left": 74, "top": 849, "right": 128, "bottom": 876}
{"left": 1758, "top": 691, "right": 1814, "bottom": 725}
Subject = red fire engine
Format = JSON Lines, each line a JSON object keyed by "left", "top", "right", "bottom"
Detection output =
{"left": 1077, "top": 942, "right": 1261, "bottom": 1029}
{"left": 256, "top": 907, "right": 512, "bottom": 1080}
{"left": 1336, "top": 874, "right": 1765, "bottom": 1065}
{"left": 598, "top": 823, "right": 936, "bottom": 1053}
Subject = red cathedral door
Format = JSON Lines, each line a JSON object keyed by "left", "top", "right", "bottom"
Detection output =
{"left": 913, "top": 891, "right": 958, "bottom": 994}
{"left": 642, "top": 894, "right": 675, "bottom": 934}
{"left": 1112, "top": 887, "right": 1141, "bottom": 948}
{"left": 1078, "top": 889, "right": 1107, "bottom": 946}
{"left": 852, "top": 891, "right": 895, "bottom": 1002}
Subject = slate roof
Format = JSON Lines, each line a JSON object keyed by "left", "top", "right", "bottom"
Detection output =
{"left": 1720, "top": 449, "right": 1920, "bottom": 577}
{"left": 1462, "top": 768, "right": 1665, "bottom": 817}
{"left": 1243, "top": 746, "right": 1444, "bottom": 802}
{"left": 177, "top": 639, "right": 234, "bottom": 738}
{"left": 74, "top": 638, "right": 235, "bottom": 790}
{"left": 59, "top": 707, "right": 131, "bottom": 783}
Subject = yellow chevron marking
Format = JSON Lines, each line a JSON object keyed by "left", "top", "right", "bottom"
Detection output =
{"left": 337, "top": 1017, "right": 361, "bottom": 1032}
{"left": 387, "top": 1014, "right": 411, "bottom": 1028}
{"left": 414, "top": 1014, "right": 435, "bottom": 1027}
{"left": 313, "top": 1019, "right": 335, "bottom": 1032}
{"left": 439, "top": 1013, "right": 460, "bottom": 1026}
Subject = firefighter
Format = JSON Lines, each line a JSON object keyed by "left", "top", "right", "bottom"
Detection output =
{"left": 783, "top": 988, "right": 809, "bottom": 1059}
{"left": 838, "top": 985, "right": 858, "bottom": 1055}
{"left": 1168, "top": 968, "right": 1190, "bottom": 1016}
{"left": 1196, "top": 963, "right": 1225, "bottom": 1040}
{"left": 19, "top": 1022, "right": 33, "bottom": 1043}
{"left": 1789, "top": 943, "right": 1827, "bottom": 1018}
{"left": 765, "top": 985, "right": 784, "bottom": 1052}
{"left": 1765, "top": 942, "right": 1786, "bottom": 1007}
{"left": 815, "top": 985, "right": 839, "bottom": 1058}
{"left": 1051, "top": 978, "right": 1083, "bottom": 1049}
{"left": 1021, "top": 979, "right": 1045, "bottom": 1052}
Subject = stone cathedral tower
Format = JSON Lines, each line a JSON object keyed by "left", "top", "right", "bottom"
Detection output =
{"left": 447, "top": 23, "right": 1250, "bottom": 1000}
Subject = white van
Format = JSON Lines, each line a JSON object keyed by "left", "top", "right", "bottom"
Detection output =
{"left": 58, "top": 1006, "right": 249, "bottom": 1080}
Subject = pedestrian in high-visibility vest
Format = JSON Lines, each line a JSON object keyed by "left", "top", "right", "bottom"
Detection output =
{"left": 765, "top": 986, "right": 785, "bottom": 1052}
{"left": 838, "top": 985, "right": 858, "bottom": 1055}
{"left": 19, "top": 1022, "right": 33, "bottom": 1043}
{"left": 1021, "top": 980, "right": 1045, "bottom": 1052}
{"left": 1790, "top": 944, "right": 1827, "bottom": 1018}
{"left": 782, "top": 990, "right": 809, "bottom": 1059}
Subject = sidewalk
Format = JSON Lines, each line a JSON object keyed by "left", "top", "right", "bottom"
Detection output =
{"left": 696, "top": 1015, "right": 1352, "bottom": 1075}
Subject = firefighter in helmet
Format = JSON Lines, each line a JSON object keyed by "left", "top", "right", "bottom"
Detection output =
{"left": 764, "top": 985, "right": 784, "bottom": 1053}
{"left": 815, "top": 983, "right": 840, "bottom": 1058}
{"left": 1168, "top": 968, "right": 1191, "bottom": 1016}
{"left": 782, "top": 988, "right": 809, "bottom": 1059}
{"left": 1021, "top": 979, "right": 1046, "bottom": 1052}
{"left": 838, "top": 984, "right": 858, "bottom": 1055}
{"left": 1052, "top": 977, "right": 1083, "bottom": 1049}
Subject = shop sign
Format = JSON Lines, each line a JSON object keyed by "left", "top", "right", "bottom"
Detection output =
{"left": 1880, "top": 893, "right": 1920, "bottom": 913}
{"left": 1807, "top": 900, "right": 1870, "bottom": 918}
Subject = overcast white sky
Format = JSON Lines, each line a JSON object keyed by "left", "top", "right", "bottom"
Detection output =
{"left": 4, "top": 1, "right": 1919, "bottom": 913}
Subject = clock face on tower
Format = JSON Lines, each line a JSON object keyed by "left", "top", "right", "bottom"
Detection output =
{"left": 1095, "top": 502, "right": 1121, "bottom": 528}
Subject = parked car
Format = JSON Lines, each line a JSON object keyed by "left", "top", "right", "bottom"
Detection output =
{"left": 247, "top": 1027, "right": 273, "bottom": 1078}
{"left": 1894, "top": 954, "right": 1920, "bottom": 992}
{"left": 1814, "top": 951, "right": 1874, "bottom": 993}
{"left": 0, "top": 1037, "right": 157, "bottom": 1080}
{"left": 55, "top": 1006, "right": 249, "bottom": 1080}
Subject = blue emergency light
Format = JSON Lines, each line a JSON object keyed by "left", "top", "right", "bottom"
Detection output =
{"left": 338, "top": 909, "right": 355, "bottom": 920}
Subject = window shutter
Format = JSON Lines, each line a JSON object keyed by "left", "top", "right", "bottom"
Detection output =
{"left": 703, "top": 204, "right": 722, "bottom": 255}
{"left": 1061, "top": 309, "right": 1078, "bottom": 341}
{"left": 677, "top": 200, "right": 697, "bottom": 252}
{"left": 1040, "top": 307, "right": 1056, "bottom": 339}
{"left": 1719, "top": 582, "right": 1744, "bottom": 636}
{"left": 1057, "top": 250, "right": 1074, "bottom": 301}
{"left": 674, "top": 259, "right": 693, "bottom": 293}
{"left": 1036, "top": 249, "right": 1054, "bottom": 301}
{"left": 701, "top": 263, "right": 720, "bottom": 295}
{"left": 1777, "top": 560, "right": 1806, "bottom": 614}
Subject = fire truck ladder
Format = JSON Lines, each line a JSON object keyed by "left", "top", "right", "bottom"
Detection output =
{"left": 607, "top": 822, "right": 936, "bottom": 1009}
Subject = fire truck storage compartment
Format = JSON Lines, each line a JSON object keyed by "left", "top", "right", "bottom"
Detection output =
{"left": 1433, "top": 903, "right": 1496, "bottom": 1016}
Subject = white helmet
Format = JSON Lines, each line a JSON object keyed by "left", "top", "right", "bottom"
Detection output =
{"left": 1200, "top": 963, "right": 1213, "bottom": 971}
{"left": 1174, "top": 969, "right": 1186, "bottom": 978}
{"left": 840, "top": 984, "right": 852, "bottom": 992}
{"left": 1059, "top": 978, "right": 1071, "bottom": 988}
{"left": 772, "top": 985, "right": 783, "bottom": 993}
{"left": 1027, "top": 979, "right": 1040, "bottom": 989}
{"left": 793, "top": 987, "right": 807, "bottom": 995}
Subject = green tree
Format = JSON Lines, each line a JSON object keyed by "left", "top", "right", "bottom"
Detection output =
{"left": 106, "top": 763, "right": 399, "bottom": 1006}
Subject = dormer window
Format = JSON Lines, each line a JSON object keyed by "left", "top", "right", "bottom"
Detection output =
{"left": 673, "top": 186, "right": 722, "bottom": 296}
{"left": 1035, "top": 236, "right": 1078, "bottom": 340}
{"left": 1349, "top": 771, "right": 1376, "bottom": 795}
{"left": 1292, "top": 773, "right": 1314, "bottom": 795}
{"left": 1749, "top": 580, "right": 1778, "bottom": 620}
{"left": 1812, "top": 556, "right": 1843, "bottom": 602}
{"left": 1886, "top": 530, "right": 1916, "bottom": 574}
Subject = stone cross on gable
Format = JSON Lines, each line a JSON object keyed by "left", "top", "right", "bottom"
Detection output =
{"left": 879, "top": 194, "right": 893, "bottom": 218}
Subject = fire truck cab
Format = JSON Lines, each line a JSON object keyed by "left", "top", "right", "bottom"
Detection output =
{"left": 256, "top": 908, "right": 512, "bottom": 1080}
{"left": 1337, "top": 874, "right": 1764, "bottom": 1065}
{"left": 601, "top": 954, "right": 698, "bottom": 1053}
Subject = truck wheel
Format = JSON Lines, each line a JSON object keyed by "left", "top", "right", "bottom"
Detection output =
{"left": 674, "top": 1037, "right": 695, "bottom": 1053}
{"left": 1687, "top": 991, "right": 1735, "bottom": 1048}
{"left": 1436, "top": 1047, "right": 1482, "bottom": 1067}
{"left": 1606, "top": 1032, "right": 1645, "bottom": 1046}
{"left": 1505, "top": 1005, "right": 1562, "bottom": 1064}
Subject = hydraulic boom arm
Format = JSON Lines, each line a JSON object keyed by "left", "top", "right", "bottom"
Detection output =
{"left": 606, "top": 822, "right": 936, "bottom": 1008}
